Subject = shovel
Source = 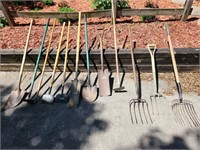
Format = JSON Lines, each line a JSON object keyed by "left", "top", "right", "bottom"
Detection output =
{"left": 55, "top": 20, "right": 71, "bottom": 102}
{"left": 111, "top": 0, "right": 125, "bottom": 92}
{"left": 82, "top": 14, "right": 97, "bottom": 102}
{"left": 26, "top": 19, "right": 50, "bottom": 102}
{"left": 98, "top": 29, "right": 110, "bottom": 97}
{"left": 6, "top": 19, "right": 33, "bottom": 108}
{"left": 32, "top": 19, "right": 56, "bottom": 102}
{"left": 41, "top": 22, "right": 66, "bottom": 103}
{"left": 67, "top": 12, "right": 82, "bottom": 108}
{"left": 166, "top": 22, "right": 200, "bottom": 127}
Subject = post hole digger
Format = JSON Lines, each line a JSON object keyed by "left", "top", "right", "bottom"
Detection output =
{"left": 165, "top": 22, "right": 200, "bottom": 127}
{"left": 55, "top": 20, "right": 71, "bottom": 102}
{"left": 5, "top": 19, "right": 33, "bottom": 108}
{"left": 129, "top": 27, "right": 153, "bottom": 124}
{"left": 147, "top": 44, "right": 165, "bottom": 115}
{"left": 41, "top": 22, "right": 66, "bottom": 103}
{"left": 82, "top": 14, "right": 98, "bottom": 102}
{"left": 67, "top": 12, "right": 82, "bottom": 108}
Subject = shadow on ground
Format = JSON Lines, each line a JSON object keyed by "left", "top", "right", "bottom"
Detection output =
{"left": 1, "top": 99, "right": 108, "bottom": 149}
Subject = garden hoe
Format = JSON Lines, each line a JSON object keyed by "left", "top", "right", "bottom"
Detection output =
{"left": 166, "top": 22, "right": 200, "bottom": 127}
{"left": 147, "top": 44, "right": 165, "bottom": 115}
{"left": 6, "top": 19, "right": 33, "bottom": 108}
{"left": 98, "top": 29, "right": 110, "bottom": 97}
{"left": 82, "top": 14, "right": 97, "bottom": 102}
{"left": 41, "top": 22, "right": 66, "bottom": 103}
{"left": 32, "top": 19, "right": 56, "bottom": 102}
{"left": 111, "top": 0, "right": 125, "bottom": 93}
{"left": 25, "top": 19, "right": 50, "bottom": 103}
{"left": 55, "top": 20, "right": 71, "bottom": 102}
{"left": 67, "top": 12, "right": 82, "bottom": 108}
{"left": 129, "top": 27, "right": 153, "bottom": 124}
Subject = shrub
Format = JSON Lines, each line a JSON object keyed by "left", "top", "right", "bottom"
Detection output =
{"left": 34, "top": 7, "right": 41, "bottom": 12}
{"left": 42, "top": 0, "right": 54, "bottom": 6}
{"left": 0, "top": 16, "right": 8, "bottom": 28}
{"left": 91, "top": 0, "right": 129, "bottom": 10}
{"left": 58, "top": 1, "right": 69, "bottom": 7}
{"left": 141, "top": 0, "right": 158, "bottom": 22}
{"left": 58, "top": 7, "right": 75, "bottom": 24}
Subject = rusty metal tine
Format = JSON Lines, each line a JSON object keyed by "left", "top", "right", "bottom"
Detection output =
{"left": 134, "top": 102, "right": 138, "bottom": 124}
{"left": 142, "top": 102, "right": 148, "bottom": 124}
{"left": 150, "top": 96, "right": 154, "bottom": 115}
{"left": 138, "top": 103, "right": 143, "bottom": 124}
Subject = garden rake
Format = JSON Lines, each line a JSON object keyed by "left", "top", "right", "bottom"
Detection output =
{"left": 129, "top": 27, "right": 153, "bottom": 124}
{"left": 147, "top": 44, "right": 165, "bottom": 115}
{"left": 166, "top": 22, "right": 200, "bottom": 127}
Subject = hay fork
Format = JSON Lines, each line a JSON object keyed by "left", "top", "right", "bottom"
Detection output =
{"left": 129, "top": 26, "right": 153, "bottom": 124}
{"left": 147, "top": 44, "right": 165, "bottom": 115}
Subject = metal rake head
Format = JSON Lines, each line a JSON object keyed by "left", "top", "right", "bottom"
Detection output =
{"left": 129, "top": 98, "right": 153, "bottom": 124}
{"left": 172, "top": 99, "right": 200, "bottom": 127}
{"left": 150, "top": 93, "right": 166, "bottom": 115}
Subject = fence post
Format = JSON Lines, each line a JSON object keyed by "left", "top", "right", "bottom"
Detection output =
{"left": 111, "top": 0, "right": 117, "bottom": 24}
{"left": 181, "top": 0, "right": 194, "bottom": 21}
{"left": 0, "top": 1, "right": 15, "bottom": 26}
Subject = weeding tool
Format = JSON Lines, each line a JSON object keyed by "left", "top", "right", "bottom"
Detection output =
{"left": 166, "top": 22, "right": 200, "bottom": 127}
{"left": 111, "top": 0, "right": 126, "bottom": 92}
{"left": 6, "top": 19, "right": 33, "bottom": 108}
{"left": 55, "top": 20, "right": 71, "bottom": 102}
{"left": 42, "top": 22, "right": 66, "bottom": 103}
{"left": 67, "top": 12, "right": 82, "bottom": 108}
{"left": 82, "top": 14, "right": 98, "bottom": 102}
{"left": 129, "top": 26, "right": 153, "bottom": 124}
{"left": 147, "top": 44, "right": 165, "bottom": 115}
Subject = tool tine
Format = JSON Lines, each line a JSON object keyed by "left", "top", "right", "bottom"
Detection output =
{"left": 150, "top": 96, "right": 154, "bottom": 115}
{"left": 186, "top": 102, "right": 200, "bottom": 126}
{"left": 134, "top": 102, "right": 138, "bottom": 124}
{"left": 138, "top": 102, "right": 143, "bottom": 124}
{"left": 145, "top": 101, "right": 153, "bottom": 124}
{"left": 182, "top": 104, "right": 192, "bottom": 127}
{"left": 142, "top": 101, "right": 148, "bottom": 124}
{"left": 129, "top": 100, "right": 134, "bottom": 124}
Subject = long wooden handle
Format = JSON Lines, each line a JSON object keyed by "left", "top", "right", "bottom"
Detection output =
{"left": 99, "top": 37, "right": 104, "bottom": 71}
{"left": 18, "top": 19, "right": 33, "bottom": 90}
{"left": 50, "top": 22, "right": 65, "bottom": 88}
{"left": 75, "top": 12, "right": 82, "bottom": 78}
{"left": 111, "top": 0, "right": 120, "bottom": 85}
{"left": 62, "top": 21, "right": 71, "bottom": 85}
{"left": 36, "top": 19, "right": 56, "bottom": 95}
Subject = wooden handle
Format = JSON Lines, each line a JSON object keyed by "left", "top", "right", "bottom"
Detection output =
{"left": 36, "top": 19, "right": 56, "bottom": 95}
{"left": 75, "top": 12, "right": 81, "bottom": 77}
{"left": 99, "top": 37, "right": 104, "bottom": 71}
{"left": 50, "top": 22, "right": 65, "bottom": 87}
{"left": 18, "top": 19, "right": 33, "bottom": 90}
{"left": 62, "top": 21, "right": 71, "bottom": 85}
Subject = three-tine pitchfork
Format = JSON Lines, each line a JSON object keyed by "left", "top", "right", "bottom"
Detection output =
{"left": 129, "top": 27, "right": 153, "bottom": 124}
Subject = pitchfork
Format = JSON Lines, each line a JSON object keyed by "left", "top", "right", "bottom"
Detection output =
{"left": 129, "top": 27, "right": 153, "bottom": 124}
{"left": 147, "top": 44, "right": 166, "bottom": 115}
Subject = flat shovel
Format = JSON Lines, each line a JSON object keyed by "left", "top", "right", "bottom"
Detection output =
{"left": 6, "top": 19, "right": 33, "bottom": 108}
{"left": 67, "top": 12, "right": 82, "bottom": 108}
{"left": 82, "top": 14, "right": 97, "bottom": 102}
{"left": 98, "top": 32, "right": 110, "bottom": 97}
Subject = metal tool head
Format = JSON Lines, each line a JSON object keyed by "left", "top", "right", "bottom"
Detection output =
{"left": 150, "top": 93, "right": 166, "bottom": 115}
{"left": 129, "top": 98, "right": 153, "bottom": 124}
{"left": 82, "top": 85, "right": 97, "bottom": 102}
{"left": 67, "top": 79, "right": 81, "bottom": 108}
{"left": 98, "top": 69, "right": 110, "bottom": 97}
{"left": 113, "top": 86, "right": 126, "bottom": 93}
{"left": 172, "top": 99, "right": 200, "bottom": 127}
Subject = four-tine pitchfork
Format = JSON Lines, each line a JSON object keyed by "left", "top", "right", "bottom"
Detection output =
{"left": 129, "top": 27, "right": 153, "bottom": 124}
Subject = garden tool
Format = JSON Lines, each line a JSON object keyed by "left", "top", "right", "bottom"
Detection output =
{"left": 31, "top": 19, "right": 56, "bottom": 102}
{"left": 166, "top": 22, "right": 200, "bottom": 127}
{"left": 82, "top": 14, "right": 97, "bottom": 102}
{"left": 25, "top": 19, "right": 50, "bottom": 102}
{"left": 55, "top": 20, "right": 71, "bottom": 102}
{"left": 67, "top": 12, "right": 82, "bottom": 108}
{"left": 98, "top": 29, "right": 110, "bottom": 97}
{"left": 6, "top": 19, "right": 33, "bottom": 108}
{"left": 111, "top": 0, "right": 125, "bottom": 92}
{"left": 147, "top": 44, "right": 165, "bottom": 115}
{"left": 41, "top": 22, "right": 66, "bottom": 103}
{"left": 129, "top": 26, "right": 153, "bottom": 124}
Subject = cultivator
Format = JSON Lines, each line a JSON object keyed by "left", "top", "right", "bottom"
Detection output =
{"left": 2, "top": 12, "right": 200, "bottom": 127}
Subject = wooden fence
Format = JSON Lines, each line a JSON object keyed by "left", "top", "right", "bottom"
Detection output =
{"left": 0, "top": 0, "right": 196, "bottom": 26}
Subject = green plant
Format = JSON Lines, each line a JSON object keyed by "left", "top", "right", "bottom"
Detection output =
{"left": 91, "top": 0, "right": 129, "bottom": 10}
{"left": 0, "top": 16, "right": 8, "bottom": 28}
{"left": 34, "top": 7, "right": 41, "bottom": 12}
{"left": 58, "top": 7, "right": 75, "bottom": 24}
{"left": 42, "top": 0, "right": 54, "bottom": 6}
{"left": 141, "top": 0, "right": 158, "bottom": 22}
{"left": 12, "top": 1, "right": 22, "bottom": 6}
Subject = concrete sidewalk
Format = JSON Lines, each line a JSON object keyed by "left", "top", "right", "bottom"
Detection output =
{"left": 1, "top": 71, "right": 200, "bottom": 149}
